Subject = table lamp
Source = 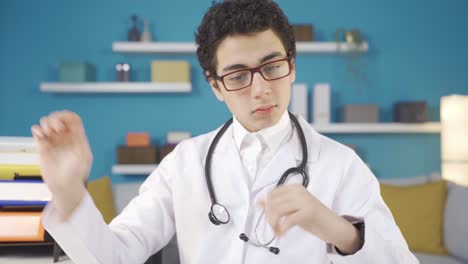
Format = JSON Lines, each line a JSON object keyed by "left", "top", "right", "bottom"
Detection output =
{"left": 441, "top": 95, "right": 468, "bottom": 186}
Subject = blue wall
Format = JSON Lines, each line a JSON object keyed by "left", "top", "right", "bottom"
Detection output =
{"left": 1, "top": 0, "right": 467, "bottom": 182}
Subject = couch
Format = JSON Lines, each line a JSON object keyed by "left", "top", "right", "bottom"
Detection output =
{"left": 380, "top": 175, "right": 468, "bottom": 264}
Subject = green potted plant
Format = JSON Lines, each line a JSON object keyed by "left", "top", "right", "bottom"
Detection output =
{"left": 333, "top": 28, "right": 367, "bottom": 83}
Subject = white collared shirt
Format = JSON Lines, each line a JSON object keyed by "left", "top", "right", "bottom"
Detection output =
{"left": 232, "top": 110, "right": 292, "bottom": 186}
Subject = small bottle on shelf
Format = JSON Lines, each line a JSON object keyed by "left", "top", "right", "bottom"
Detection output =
{"left": 141, "top": 19, "right": 153, "bottom": 42}
{"left": 128, "top": 15, "right": 141, "bottom": 42}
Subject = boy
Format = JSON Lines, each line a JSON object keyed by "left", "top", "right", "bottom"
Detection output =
{"left": 32, "top": 0, "right": 418, "bottom": 263}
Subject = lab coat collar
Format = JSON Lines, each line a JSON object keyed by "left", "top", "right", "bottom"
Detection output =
{"left": 211, "top": 114, "right": 321, "bottom": 195}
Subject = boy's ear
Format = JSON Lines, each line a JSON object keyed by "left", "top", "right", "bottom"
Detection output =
{"left": 206, "top": 71, "right": 225, "bottom": 102}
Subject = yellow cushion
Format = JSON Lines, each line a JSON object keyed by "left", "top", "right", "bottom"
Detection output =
{"left": 87, "top": 176, "right": 117, "bottom": 224}
{"left": 380, "top": 180, "right": 448, "bottom": 255}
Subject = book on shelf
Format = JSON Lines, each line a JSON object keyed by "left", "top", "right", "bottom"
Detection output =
{"left": 0, "top": 211, "right": 45, "bottom": 242}
{"left": 0, "top": 164, "right": 41, "bottom": 180}
{"left": 0, "top": 152, "right": 39, "bottom": 166}
{"left": 0, "top": 137, "right": 36, "bottom": 153}
{"left": 0, "top": 200, "right": 48, "bottom": 207}
{"left": 13, "top": 172, "right": 42, "bottom": 181}
{"left": 0, "top": 180, "right": 51, "bottom": 206}
{"left": 0, "top": 204, "right": 45, "bottom": 211}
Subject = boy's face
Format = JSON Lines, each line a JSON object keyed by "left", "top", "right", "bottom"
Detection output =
{"left": 209, "top": 29, "right": 296, "bottom": 132}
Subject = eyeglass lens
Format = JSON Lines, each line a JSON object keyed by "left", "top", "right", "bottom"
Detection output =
{"left": 223, "top": 60, "right": 290, "bottom": 90}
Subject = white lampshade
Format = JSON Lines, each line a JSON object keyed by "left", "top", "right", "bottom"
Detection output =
{"left": 441, "top": 95, "right": 468, "bottom": 186}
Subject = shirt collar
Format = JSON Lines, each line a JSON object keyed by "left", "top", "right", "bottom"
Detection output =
{"left": 232, "top": 110, "right": 291, "bottom": 153}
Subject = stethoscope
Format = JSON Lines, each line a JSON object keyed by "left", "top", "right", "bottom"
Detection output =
{"left": 205, "top": 112, "right": 309, "bottom": 255}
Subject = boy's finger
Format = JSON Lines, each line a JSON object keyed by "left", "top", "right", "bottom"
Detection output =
{"left": 39, "top": 117, "right": 53, "bottom": 137}
{"left": 48, "top": 117, "right": 66, "bottom": 134}
{"left": 31, "top": 125, "right": 45, "bottom": 140}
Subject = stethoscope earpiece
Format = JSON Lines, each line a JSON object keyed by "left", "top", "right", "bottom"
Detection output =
{"left": 269, "top": 247, "right": 280, "bottom": 255}
{"left": 239, "top": 233, "right": 249, "bottom": 242}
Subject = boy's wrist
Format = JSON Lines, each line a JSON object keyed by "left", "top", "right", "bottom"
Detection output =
{"left": 52, "top": 183, "right": 87, "bottom": 221}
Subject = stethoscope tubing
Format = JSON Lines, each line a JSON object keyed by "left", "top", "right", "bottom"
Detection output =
{"left": 206, "top": 112, "right": 309, "bottom": 225}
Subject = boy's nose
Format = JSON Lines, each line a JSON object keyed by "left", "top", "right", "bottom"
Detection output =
{"left": 251, "top": 72, "right": 271, "bottom": 97}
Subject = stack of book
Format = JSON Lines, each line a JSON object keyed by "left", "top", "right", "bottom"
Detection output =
{"left": 117, "top": 132, "right": 159, "bottom": 164}
{"left": 0, "top": 137, "right": 57, "bottom": 250}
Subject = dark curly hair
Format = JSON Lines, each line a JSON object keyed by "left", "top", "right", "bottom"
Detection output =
{"left": 195, "top": 0, "right": 296, "bottom": 79}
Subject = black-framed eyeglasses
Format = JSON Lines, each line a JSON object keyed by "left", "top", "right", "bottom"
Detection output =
{"left": 212, "top": 58, "right": 293, "bottom": 91}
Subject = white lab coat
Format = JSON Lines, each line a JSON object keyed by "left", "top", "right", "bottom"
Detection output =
{"left": 42, "top": 115, "right": 419, "bottom": 264}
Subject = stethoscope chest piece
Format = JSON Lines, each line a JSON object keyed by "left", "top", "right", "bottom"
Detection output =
{"left": 209, "top": 203, "right": 230, "bottom": 225}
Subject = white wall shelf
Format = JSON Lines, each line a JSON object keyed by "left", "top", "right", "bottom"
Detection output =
{"left": 112, "top": 41, "right": 368, "bottom": 54}
{"left": 311, "top": 122, "right": 441, "bottom": 134}
{"left": 112, "top": 164, "right": 158, "bottom": 175}
{"left": 296, "top": 42, "right": 368, "bottom": 53}
{"left": 113, "top": 42, "right": 196, "bottom": 53}
{"left": 40, "top": 82, "right": 191, "bottom": 93}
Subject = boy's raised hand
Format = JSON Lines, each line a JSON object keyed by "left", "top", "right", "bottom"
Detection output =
{"left": 31, "top": 110, "right": 92, "bottom": 219}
